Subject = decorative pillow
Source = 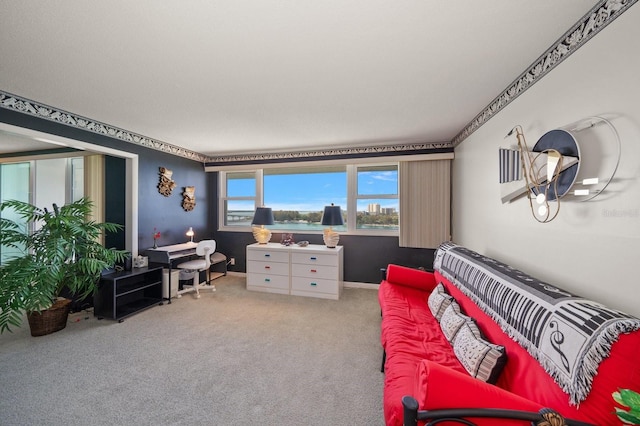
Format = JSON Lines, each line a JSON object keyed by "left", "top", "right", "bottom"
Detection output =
{"left": 427, "top": 283, "right": 453, "bottom": 320}
{"left": 452, "top": 320, "right": 507, "bottom": 384}
{"left": 439, "top": 302, "right": 468, "bottom": 342}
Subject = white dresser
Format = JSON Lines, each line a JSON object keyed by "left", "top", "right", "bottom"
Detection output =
{"left": 246, "top": 243, "right": 344, "bottom": 300}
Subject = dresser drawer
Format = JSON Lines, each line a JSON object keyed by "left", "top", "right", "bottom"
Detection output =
{"left": 291, "top": 252, "right": 338, "bottom": 267}
{"left": 247, "top": 261, "right": 289, "bottom": 276}
{"left": 246, "top": 243, "right": 342, "bottom": 299}
{"left": 291, "top": 277, "right": 339, "bottom": 297}
{"left": 247, "top": 273, "right": 289, "bottom": 291}
{"left": 291, "top": 263, "right": 337, "bottom": 280}
{"left": 247, "top": 249, "right": 289, "bottom": 263}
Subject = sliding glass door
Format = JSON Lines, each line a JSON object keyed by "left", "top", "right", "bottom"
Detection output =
{"left": 0, "top": 162, "right": 31, "bottom": 263}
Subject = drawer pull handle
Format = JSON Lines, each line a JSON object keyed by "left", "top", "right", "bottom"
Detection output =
{"left": 264, "top": 254, "right": 271, "bottom": 257}
{"left": 310, "top": 257, "right": 317, "bottom": 260}
{"left": 265, "top": 278, "right": 271, "bottom": 282}
{"left": 310, "top": 282, "right": 317, "bottom": 286}
{"left": 264, "top": 266, "right": 271, "bottom": 269}
{"left": 310, "top": 269, "right": 317, "bottom": 273}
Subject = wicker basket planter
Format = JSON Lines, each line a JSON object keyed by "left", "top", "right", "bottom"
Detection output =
{"left": 0, "top": 198, "right": 127, "bottom": 336}
{"left": 26, "top": 298, "right": 72, "bottom": 337}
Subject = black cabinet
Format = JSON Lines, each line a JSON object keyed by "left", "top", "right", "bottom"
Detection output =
{"left": 94, "top": 266, "right": 163, "bottom": 322}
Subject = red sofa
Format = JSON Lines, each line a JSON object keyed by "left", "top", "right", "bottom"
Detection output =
{"left": 379, "top": 243, "right": 640, "bottom": 426}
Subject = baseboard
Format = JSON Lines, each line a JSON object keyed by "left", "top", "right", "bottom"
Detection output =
{"left": 225, "top": 272, "right": 379, "bottom": 291}
{"left": 344, "top": 281, "right": 379, "bottom": 290}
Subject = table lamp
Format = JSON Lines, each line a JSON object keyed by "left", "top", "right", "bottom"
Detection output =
{"left": 321, "top": 204, "right": 343, "bottom": 248}
{"left": 251, "top": 207, "right": 274, "bottom": 244}
{"left": 186, "top": 227, "right": 194, "bottom": 243}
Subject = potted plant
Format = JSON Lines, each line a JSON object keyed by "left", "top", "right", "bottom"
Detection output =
{"left": 0, "top": 197, "right": 127, "bottom": 336}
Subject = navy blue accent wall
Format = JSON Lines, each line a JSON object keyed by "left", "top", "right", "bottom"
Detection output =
{"left": 1, "top": 109, "right": 211, "bottom": 252}
{"left": 3, "top": 109, "right": 436, "bottom": 283}
{"left": 104, "top": 155, "right": 126, "bottom": 250}
{"left": 137, "top": 147, "right": 210, "bottom": 249}
{"left": 207, "top": 171, "right": 435, "bottom": 284}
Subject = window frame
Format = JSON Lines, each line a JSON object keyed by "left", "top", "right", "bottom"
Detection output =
{"left": 219, "top": 169, "right": 262, "bottom": 229}
{"left": 218, "top": 163, "right": 398, "bottom": 236}
{"left": 351, "top": 164, "right": 399, "bottom": 233}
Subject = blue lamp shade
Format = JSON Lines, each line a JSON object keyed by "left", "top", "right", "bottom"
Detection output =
{"left": 321, "top": 204, "right": 344, "bottom": 226}
{"left": 252, "top": 207, "right": 274, "bottom": 226}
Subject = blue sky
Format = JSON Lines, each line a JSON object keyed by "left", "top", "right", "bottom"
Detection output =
{"left": 228, "top": 169, "right": 398, "bottom": 212}
{"left": 265, "top": 171, "right": 346, "bottom": 211}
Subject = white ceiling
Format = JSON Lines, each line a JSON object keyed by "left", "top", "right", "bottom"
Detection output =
{"left": 0, "top": 1, "right": 598, "bottom": 157}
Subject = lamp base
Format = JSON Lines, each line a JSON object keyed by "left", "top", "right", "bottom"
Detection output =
{"left": 252, "top": 226, "right": 272, "bottom": 244}
{"left": 323, "top": 228, "right": 340, "bottom": 248}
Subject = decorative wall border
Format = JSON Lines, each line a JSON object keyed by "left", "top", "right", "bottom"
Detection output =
{"left": 204, "top": 142, "right": 452, "bottom": 166}
{"left": 451, "top": 0, "right": 637, "bottom": 147}
{"left": 2, "top": 0, "right": 635, "bottom": 160}
{"left": 0, "top": 89, "right": 450, "bottom": 164}
{"left": 0, "top": 91, "right": 209, "bottom": 163}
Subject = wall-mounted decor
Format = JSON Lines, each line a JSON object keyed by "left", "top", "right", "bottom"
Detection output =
{"left": 158, "top": 167, "right": 176, "bottom": 196}
{"left": 182, "top": 186, "right": 196, "bottom": 211}
{"left": 500, "top": 116, "right": 621, "bottom": 223}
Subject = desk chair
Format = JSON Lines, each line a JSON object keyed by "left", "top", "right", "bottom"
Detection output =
{"left": 176, "top": 240, "right": 217, "bottom": 299}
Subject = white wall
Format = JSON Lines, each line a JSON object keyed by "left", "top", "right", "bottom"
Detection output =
{"left": 452, "top": 7, "right": 640, "bottom": 317}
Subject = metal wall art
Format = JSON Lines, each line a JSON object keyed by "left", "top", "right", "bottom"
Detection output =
{"left": 500, "top": 117, "right": 621, "bottom": 223}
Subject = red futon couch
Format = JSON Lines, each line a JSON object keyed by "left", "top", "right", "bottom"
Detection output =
{"left": 379, "top": 242, "right": 640, "bottom": 426}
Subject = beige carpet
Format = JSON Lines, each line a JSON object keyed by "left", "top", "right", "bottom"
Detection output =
{"left": 0, "top": 274, "right": 384, "bottom": 425}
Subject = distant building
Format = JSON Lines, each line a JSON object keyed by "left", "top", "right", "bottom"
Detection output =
{"left": 381, "top": 207, "right": 396, "bottom": 215}
{"left": 367, "top": 203, "right": 381, "bottom": 215}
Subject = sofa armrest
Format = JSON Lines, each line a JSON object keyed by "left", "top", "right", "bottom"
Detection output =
{"left": 402, "top": 397, "right": 594, "bottom": 426}
{"left": 416, "top": 360, "right": 541, "bottom": 413}
{"left": 402, "top": 360, "right": 590, "bottom": 426}
{"left": 384, "top": 264, "right": 436, "bottom": 292}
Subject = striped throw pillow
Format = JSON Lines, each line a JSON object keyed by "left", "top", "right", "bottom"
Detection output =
{"left": 427, "top": 283, "right": 453, "bottom": 320}
{"left": 452, "top": 320, "right": 507, "bottom": 384}
{"left": 439, "top": 302, "right": 469, "bottom": 342}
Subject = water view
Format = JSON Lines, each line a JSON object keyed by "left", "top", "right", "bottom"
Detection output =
{"left": 227, "top": 210, "right": 399, "bottom": 231}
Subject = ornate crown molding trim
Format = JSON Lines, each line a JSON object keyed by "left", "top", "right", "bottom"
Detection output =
{"left": 205, "top": 141, "right": 452, "bottom": 166}
{"left": 451, "top": 0, "right": 637, "bottom": 147}
{"left": 0, "top": 91, "right": 209, "bottom": 163}
{"left": 1, "top": 89, "right": 451, "bottom": 163}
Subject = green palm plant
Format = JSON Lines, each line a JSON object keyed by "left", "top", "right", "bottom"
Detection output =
{"left": 614, "top": 389, "right": 640, "bottom": 424}
{"left": 0, "top": 197, "right": 127, "bottom": 334}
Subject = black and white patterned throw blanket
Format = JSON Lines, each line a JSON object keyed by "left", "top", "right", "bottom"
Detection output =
{"left": 433, "top": 242, "right": 640, "bottom": 405}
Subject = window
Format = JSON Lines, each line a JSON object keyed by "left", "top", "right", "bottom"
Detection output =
{"left": 264, "top": 166, "right": 347, "bottom": 232}
{"left": 1, "top": 156, "right": 87, "bottom": 264}
{"left": 355, "top": 165, "right": 398, "bottom": 231}
{"left": 0, "top": 162, "right": 31, "bottom": 264}
{"left": 70, "top": 157, "right": 84, "bottom": 202}
{"left": 222, "top": 171, "right": 257, "bottom": 226}
{"left": 219, "top": 163, "right": 398, "bottom": 235}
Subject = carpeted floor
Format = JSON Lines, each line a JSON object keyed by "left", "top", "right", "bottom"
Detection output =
{"left": 0, "top": 274, "right": 384, "bottom": 425}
